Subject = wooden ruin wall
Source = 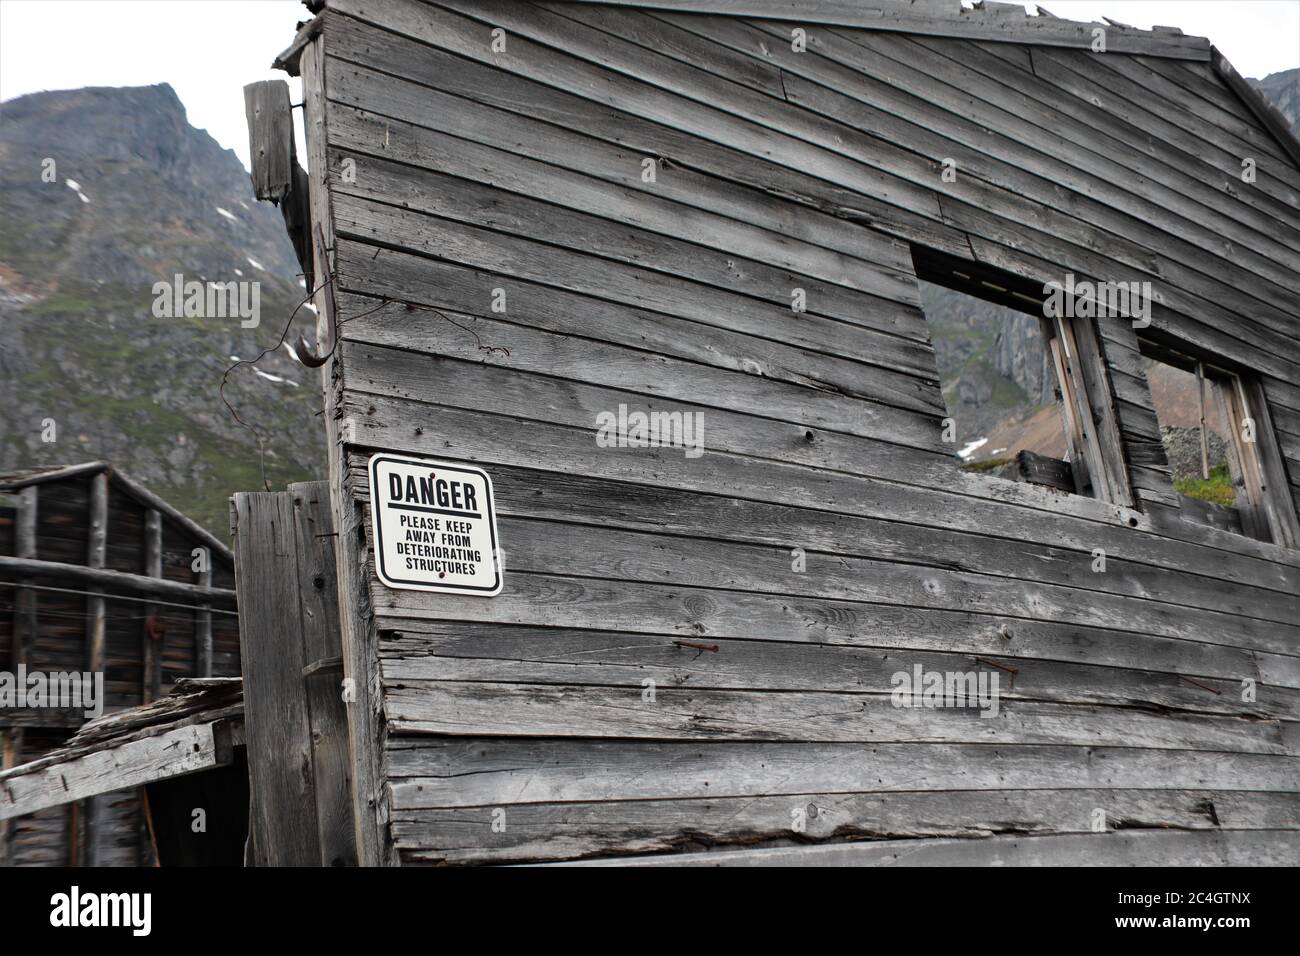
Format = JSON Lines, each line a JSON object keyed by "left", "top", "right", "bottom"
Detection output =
{"left": 302, "top": 0, "right": 1300, "bottom": 863}
{"left": 0, "top": 472, "right": 241, "bottom": 866}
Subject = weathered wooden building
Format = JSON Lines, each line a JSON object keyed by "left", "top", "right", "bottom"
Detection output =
{"left": 111, "top": 0, "right": 1300, "bottom": 865}
{"left": 0, "top": 462, "right": 240, "bottom": 865}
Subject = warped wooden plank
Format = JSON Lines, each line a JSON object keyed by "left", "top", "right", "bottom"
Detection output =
{"left": 391, "top": 789, "right": 1300, "bottom": 863}
{"left": 925, "top": 36, "right": 1300, "bottom": 230}
{"left": 336, "top": 331, "right": 948, "bottom": 465}
{"left": 378, "top": 504, "right": 1300, "bottom": 642}
{"left": 366, "top": 545, "right": 1298, "bottom": 660}
{"left": 323, "top": 63, "right": 941, "bottom": 298}
{"left": 325, "top": 101, "right": 930, "bottom": 318}
{"left": 562, "top": 828, "right": 1300, "bottom": 866}
{"left": 386, "top": 738, "right": 1300, "bottom": 807}
{"left": 1153, "top": 51, "right": 1300, "bottom": 169}
{"left": 376, "top": 585, "right": 1299, "bottom": 692}
{"left": 379, "top": 623, "right": 1300, "bottom": 717}
{"left": 332, "top": 249, "right": 943, "bottom": 414}
{"left": 322, "top": 17, "right": 962, "bottom": 259}
{"left": 382, "top": 680, "right": 1289, "bottom": 754}
{"left": 331, "top": 157, "right": 929, "bottom": 328}
{"left": 1035, "top": 47, "right": 1300, "bottom": 192}
{"left": 329, "top": 194, "right": 943, "bottom": 393}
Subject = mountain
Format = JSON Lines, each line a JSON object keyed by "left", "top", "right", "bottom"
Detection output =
{"left": 1249, "top": 67, "right": 1300, "bottom": 139}
{"left": 0, "top": 84, "right": 324, "bottom": 535}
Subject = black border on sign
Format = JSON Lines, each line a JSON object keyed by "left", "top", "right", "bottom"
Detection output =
{"left": 369, "top": 454, "right": 502, "bottom": 595}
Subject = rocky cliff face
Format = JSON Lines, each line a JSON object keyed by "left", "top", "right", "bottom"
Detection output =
{"left": 0, "top": 84, "right": 324, "bottom": 535}
{"left": 1250, "top": 67, "right": 1300, "bottom": 138}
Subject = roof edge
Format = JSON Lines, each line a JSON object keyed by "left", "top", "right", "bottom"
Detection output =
{"left": 1210, "top": 47, "right": 1300, "bottom": 172}
{"left": 0, "top": 461, "right": 233, "bottom": 564}
{"left": 548, "top": 0, "right": 1212, "bottom": 60}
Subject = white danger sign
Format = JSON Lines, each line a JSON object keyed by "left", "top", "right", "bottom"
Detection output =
{"left": 368, "top": 453, "right": 503, "bottom": 596}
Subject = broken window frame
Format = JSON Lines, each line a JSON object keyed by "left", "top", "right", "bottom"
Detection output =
{"left": 910, "top": 247, "right": 1133, "bottom": 508}
{"left": 1138, "top": 337, "right": 1299, "bottom": 548}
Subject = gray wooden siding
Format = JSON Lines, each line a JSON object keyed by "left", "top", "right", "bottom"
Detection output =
{"left": 305, "top": 0, "right": 1300, "bottom": 864}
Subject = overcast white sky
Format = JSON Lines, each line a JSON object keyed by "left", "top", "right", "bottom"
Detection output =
{"left": 1, "top": 0, "right": 1297, "bottom": 171}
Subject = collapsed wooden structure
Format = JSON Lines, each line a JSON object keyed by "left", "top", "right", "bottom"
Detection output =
{"left": 0, "top": 680, "right": 248, "bottom": 866}
{"left": 243, "top": 0, "right": 1300, "bottom": 865}
{"left": 0, "top": 462, "right": 241, "bottom": 865}
{"left": 0, "top": 481, "right": 351, "bottom": 867}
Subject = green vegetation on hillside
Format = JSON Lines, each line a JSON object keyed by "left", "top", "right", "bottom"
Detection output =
{"left": 1174, "top": 463, "right": 1236, "bottom": 507}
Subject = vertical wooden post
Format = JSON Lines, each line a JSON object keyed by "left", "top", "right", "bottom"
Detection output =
{"left": 81, "top": 471, "right": 109, "bottom": 866}
{"left": 142, "top": 509, "right": 162, "bottom": 704}
{"left": 140, "top": 507, "right": 163, "bottom": 866}
{"left": 290, "top": 481, "right": 356, "bottom": 866}
{"left": 85, "top": 472, "right": 108, "bottom": 677}
{"left": 232, "top": 492, "right": 322, "bottom": 866}
{"left": 196, "top": 566, "right": 213, "bottom": 679}
{"left": 1196, "top": 361, "right": 1211, "bottom": 480}
{"left": 3, "top": 487, "right": 36, "bottom": 866}
{"left": 13, "top": 486, "right": 37, "bottom": 677}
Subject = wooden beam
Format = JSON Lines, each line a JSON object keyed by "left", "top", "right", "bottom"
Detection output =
{"left": 243, "top": 80, "right": 296, "bottom": 204}
{"left": 0, "top": 556, "right": 238, "bottom": 607}
{"left": 243, "top": 78, "right": 313, "bottom": 284}
{"left": 0, "top": 721, "right": 235, "bottom": 820}
{"left": 272, "top": 14, "right": 324, "bottom": 77}
{"left": 0, "top": 461, "right": 107, "bottom": 491}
